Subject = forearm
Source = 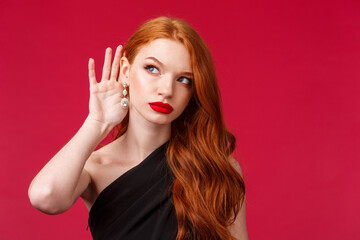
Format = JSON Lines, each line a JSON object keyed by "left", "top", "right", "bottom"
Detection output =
{"left": 28, "top": 116, "right": 112, "bottom": 214}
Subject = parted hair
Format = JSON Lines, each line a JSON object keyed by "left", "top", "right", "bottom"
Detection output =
{"left": 115, "top": 16, "right": 245, "bottom": 240}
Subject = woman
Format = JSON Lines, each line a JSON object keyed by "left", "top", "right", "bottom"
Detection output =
{"left": 28, "top": 17, "right": 248, "bottom": 240}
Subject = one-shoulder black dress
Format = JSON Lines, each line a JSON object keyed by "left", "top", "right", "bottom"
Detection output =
{"left": 88, "top": 143, "right": 178, "bottom": 240}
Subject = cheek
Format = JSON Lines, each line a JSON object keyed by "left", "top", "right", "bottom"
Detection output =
{"left": 129, "top": 70, "right": 154, "bottom": 101}
{"left": 178, "top": 91, "right": 193, "bottom": 110}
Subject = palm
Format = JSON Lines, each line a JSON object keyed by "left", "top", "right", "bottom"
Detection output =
{"left": 88, "top": 46, "right": 128, "bottom": 128}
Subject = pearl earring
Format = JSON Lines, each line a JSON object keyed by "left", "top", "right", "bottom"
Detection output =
{"left": 120, "top": 83, "right": 129, "bottom": 109}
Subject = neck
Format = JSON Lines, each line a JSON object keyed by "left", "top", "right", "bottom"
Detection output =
{"left": 119, "top": 109, "right": 171, "bottom": 162}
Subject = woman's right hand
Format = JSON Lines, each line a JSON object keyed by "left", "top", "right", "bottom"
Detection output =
{"left": 28, "top": 45, "right": 128, "bottom": 215}
{"left": 88, "top": 45, "right": 128, "bottom": 129}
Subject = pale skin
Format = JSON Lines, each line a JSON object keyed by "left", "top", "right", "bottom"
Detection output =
{"left": 28, "top": 39, "right": 248, "bottom": 239}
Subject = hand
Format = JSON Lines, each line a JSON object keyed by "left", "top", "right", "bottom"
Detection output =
{"left": 87, "top": 45, "right": 128, "bottom": 129}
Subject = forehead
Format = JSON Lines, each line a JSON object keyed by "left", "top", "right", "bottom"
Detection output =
{"left": 134, "top": 38, "right": 192, "bottom": 70}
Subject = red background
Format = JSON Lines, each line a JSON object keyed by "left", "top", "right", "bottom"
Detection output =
{"left": 1, "top": 0, "right": 359, "bottom": 239}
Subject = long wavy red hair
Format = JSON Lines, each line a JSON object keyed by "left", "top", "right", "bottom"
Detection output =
{"left": 114, "top": 16, "right": 245, "bottom": 240}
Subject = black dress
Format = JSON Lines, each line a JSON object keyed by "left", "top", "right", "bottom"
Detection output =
{"left": 88, "top": 142, "right": 178, "bottom": 240}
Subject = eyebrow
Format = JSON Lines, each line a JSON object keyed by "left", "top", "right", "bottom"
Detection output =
{"left": 145, "top": 56, "right": 194, "bottom": 78}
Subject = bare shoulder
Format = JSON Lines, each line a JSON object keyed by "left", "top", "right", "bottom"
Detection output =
{"left": 84, "top": 147, "right": 106, "bottom": 169}
{"left": 83, "top": 144, "right": 118, "bottom": 186}
{"left": 228, "top": 156, "right": 248, "bottom": 240}
{"left": 229, "top": 156, "right": 244, "bottom": 178}
{"left": 79, "top": 150, "right": 102, "bottom": 205}
{"left": 82, "top": 148, "right": 105, "bottom": 183}
{"left": 81, "top": 141, "right": 135, "bottom": 210}
{"left": 84, "top": 141, "right": 120, "bottom": 174}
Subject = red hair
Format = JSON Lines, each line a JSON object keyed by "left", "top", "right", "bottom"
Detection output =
{"left": 115, "top": 16, "right": 245, "bottom": 240}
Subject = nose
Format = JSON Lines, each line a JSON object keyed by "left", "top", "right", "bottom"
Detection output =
{"left": 157, "top": 75, "right": 174, "bottom": 98}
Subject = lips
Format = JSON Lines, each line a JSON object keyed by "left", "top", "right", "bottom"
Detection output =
{"left": 149, "top": 102, "right": 174, "bottom": 114}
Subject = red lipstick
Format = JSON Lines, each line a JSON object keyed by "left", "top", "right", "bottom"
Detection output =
{"left": 149, "top": 102, "right": 174, "bottom": 114}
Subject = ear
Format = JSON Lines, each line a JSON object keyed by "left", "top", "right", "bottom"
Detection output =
{"left": 119, "top": 56, "right": 130, "bottom": 85}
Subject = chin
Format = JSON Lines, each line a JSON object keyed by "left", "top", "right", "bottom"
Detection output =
{"left": 146, "top": 115, "right": 174, "bottom": 125}
{"left": 144, "top": 110, "right": 184, "bottom": 125}
{"left": 130, "top": 106, "right": 179, "bottom": 126}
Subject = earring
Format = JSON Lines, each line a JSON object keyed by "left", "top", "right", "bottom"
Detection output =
{"left": 120, "top": 83, "right": 129, "bottom": 109}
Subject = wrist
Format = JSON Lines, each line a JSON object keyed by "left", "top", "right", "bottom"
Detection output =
{"left": 83, "top": 116, "right": 114, "bottom": 138}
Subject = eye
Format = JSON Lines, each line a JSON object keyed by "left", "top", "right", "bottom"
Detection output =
{"left": 177, "top": 77, "right": 192, "bottom": 85}
{"left": 144, "top": 65, "right": 159, "bottom": 74}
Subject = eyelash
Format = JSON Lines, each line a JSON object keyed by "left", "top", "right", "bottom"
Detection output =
{"left": 144, "top": 65, "right": 192, "bottom": 86}
{"left": 144, "top": 65, "right": 159, "bottom": 74}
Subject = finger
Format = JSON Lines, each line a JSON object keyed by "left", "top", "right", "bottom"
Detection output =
{"left": 102, "top": 47, "right": 112, "bottom": 81}
{"left": 110, "top": 45, "right": 123, "bottom": 81}
{"left": 88, "top": 58, "right": 97, "bottom": 85}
